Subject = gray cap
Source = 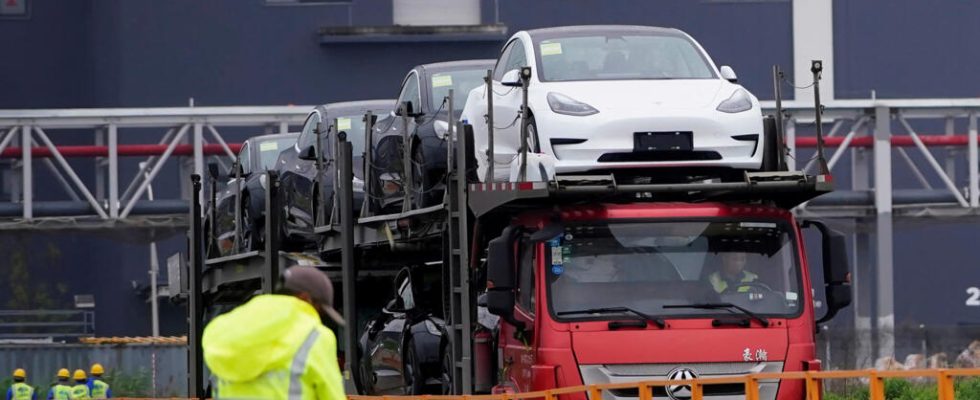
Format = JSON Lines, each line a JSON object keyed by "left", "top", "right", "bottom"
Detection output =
{"left": 282, "top": 266, "right": 345, "bottom": 326}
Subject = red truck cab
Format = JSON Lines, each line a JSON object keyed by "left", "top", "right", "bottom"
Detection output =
{"left": 485, "top": 201, "right": 851, "bottom": 400}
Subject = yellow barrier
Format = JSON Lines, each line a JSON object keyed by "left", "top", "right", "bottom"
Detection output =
{"left": 345, "top": 368, "right": 980, "bottom": 400}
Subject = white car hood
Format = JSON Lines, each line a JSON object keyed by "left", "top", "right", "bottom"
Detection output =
{"left": 538, "top": 79, "right": 728, "bottom": 111}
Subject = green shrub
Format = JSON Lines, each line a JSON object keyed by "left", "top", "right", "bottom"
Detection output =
{"left": 101, "top": 368, "right": 152, "bottom": 397}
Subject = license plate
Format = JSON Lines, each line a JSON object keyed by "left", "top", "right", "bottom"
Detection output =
{"left": 634, "top": 131, "right": 692, "bottom": 152}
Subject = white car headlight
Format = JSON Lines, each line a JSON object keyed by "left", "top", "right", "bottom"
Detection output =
{"left": 433, "top": 120, "right": 449, "bottom": 140}
{"left": 547, "top": 92, "right": 598, "bottom": 116}
{"left": 716, "top": 88, "right": 753, "bottom": 113}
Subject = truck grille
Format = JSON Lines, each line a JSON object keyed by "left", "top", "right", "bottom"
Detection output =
{"left": 580, "top": 362, "right": 783, "bottom": 400}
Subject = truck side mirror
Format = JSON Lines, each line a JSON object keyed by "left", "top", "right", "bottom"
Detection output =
{"left": 486, "top": 226, "right": 524, "bottom": 330}
{"left": 803, "top": 220, "right": 853, "bottom": 323}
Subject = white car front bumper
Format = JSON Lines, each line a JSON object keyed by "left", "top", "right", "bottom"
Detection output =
{"left": 536, "top": 107, "right": 764, "bottom": 174}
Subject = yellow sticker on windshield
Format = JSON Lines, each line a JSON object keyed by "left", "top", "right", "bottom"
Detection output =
{"left": 540, "top": 42, "right": 562, "bottom": 56}
{"left": 432, "top": 74, "right": 453, "bottom": 88}
{"left": 259, "top": 141, "right": 278, "bottom": 152}
{"left": 337, "top": 117, "right": 352, "bottom": 131}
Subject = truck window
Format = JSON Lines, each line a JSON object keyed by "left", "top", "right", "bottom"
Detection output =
{"left": 546, "top": 220, "right": 802, "bottom": 320}
{"left": 517, "top": 242, "right": 535, "bottom": 314}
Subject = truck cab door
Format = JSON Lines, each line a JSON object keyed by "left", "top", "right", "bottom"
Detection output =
{"left": 499, "top": 240, "right": 537, "bottom": 392}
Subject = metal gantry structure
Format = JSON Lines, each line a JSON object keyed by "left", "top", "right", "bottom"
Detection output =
{"left": 1, "top": 98, "right": 978, "bottom": 367}
{"left": 0, "top": 106, "right": 307, "bottom": 233}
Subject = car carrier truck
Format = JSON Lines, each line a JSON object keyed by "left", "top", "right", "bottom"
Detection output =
{"left": 186, "top": 67, "right": 851, "bottom": 400}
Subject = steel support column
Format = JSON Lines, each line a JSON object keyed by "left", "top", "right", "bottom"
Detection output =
{"left": 873, "top": 106, "right": 895, "bottom": 360}
{"left": 969, "top": 113, "right": 978, "bottom": 208}
{"left": 108, "top": 124, "right": 119, "bottom": 217}
{"left": 851, "top": 121, "right": 874, "bottom": 368}
{"left": 21, "top": 125, "right": 31, "bottom": 219}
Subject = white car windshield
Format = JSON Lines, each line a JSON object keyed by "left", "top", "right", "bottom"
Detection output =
{"left": 534, "top": 32, "right": 716, "bottom": 82}
{"left": 547, "top": 220, "right": 802, "bottom": 320}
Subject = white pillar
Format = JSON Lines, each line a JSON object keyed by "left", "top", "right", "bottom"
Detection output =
{"left": 792, "top": 0, "right": 835, "bottom": 101}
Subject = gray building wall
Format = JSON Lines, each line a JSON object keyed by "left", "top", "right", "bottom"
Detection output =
{"left": 0, "top": 0, "right": 978, "bottom": 346}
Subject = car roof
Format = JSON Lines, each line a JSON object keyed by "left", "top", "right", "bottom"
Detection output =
{"left": 418, "top": 59, "right": 496, "bottom": 75}
{"left": 318, "top": 99, "right": 394, "bottom": 117}
{"left": 525, "top": 25, "right": 680, "bottom": 40}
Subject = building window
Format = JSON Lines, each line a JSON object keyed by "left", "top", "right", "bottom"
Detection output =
{"left": 393, "top": 0, "right": 480, "bottom": 26}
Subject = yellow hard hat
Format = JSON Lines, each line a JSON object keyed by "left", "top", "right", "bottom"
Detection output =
{"left": 13, "top": 368, "right": 26, "bottom": 379}
{"left": 72, "top": 369, "right": 87, "bottom": 381}
{"left": 90, "top": 363, "right": 104, "bottom": 375}
{"left": 57, "top": 368, "right": 70, "bottom": 379}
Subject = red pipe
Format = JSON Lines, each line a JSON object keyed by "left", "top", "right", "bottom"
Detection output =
{"left": 0, "top": 134, "right": 970, "bottom": 158}
{"left": 795, "top": 134, "right": 969, "bottom": 148}
{"left": 0, "top": 143, "right": 243, "bottom": 159}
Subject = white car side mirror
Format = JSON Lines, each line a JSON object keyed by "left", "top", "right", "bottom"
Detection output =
{"left": 720, "top": 65, "right": 738, "bottom": 83}
{"left": 501, "top": 69, "right": 522, "bottom": 87}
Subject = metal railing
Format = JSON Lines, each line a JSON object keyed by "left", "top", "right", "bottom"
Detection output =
{"left": 0, "top": 309, "right": 95, "bottom": 339}
{"left": 346, "top": 368, "right": 980, "bottom": 400}
{"left": 0, "top": 98, "right": 977, "bottom": 229}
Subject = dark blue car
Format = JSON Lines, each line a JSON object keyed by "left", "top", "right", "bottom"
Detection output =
{"left": 370, "top": 59, "right": 495, "bottom": 212}
{"left": 276, "top": 100, "right": 393, "bottom": 247}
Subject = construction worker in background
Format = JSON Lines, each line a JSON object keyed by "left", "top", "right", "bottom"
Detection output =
{"left": 6, "top": 368, "right": 36, "bottom": 400}
{"left": 203, "top": 266, "right": 345, "bottom": 400}
{"left": 69, "top": 370, "right": 90, "bottom": 399}
{"left": 86, "top": 364, "right": 111, "bottom": 399}
{"left": 47, "top": 369, "right": 71, "bottom": 400}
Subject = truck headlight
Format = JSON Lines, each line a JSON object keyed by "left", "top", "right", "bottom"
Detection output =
{"left": 716, "top": 88, "right": 753, "bottom": 113}
{"left": 547, "top": 92, "right": 598, "bottom": 116}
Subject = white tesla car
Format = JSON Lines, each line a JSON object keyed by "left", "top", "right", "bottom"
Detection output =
{"left": 461, "top": 25, "right": 766, "bottom": 181}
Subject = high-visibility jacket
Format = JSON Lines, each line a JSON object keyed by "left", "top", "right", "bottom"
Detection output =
{"left": 69, "top": 384, "right": 90, "bottom": 399}
{"left": 7, "top": 382, "right": 35, "bottom": 400}
{"left": 47, "top": 384, "right": 71, "bottom": 400}
{"left": 203, "top": 294, "right": 344, "bottom": 400}
{"left": 86, "top": 379, "right": 110, "bottom": 399}
{"left": 709, "top": 270, "right": 759, "bottom": 293}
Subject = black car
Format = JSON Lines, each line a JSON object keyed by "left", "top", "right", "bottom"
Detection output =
{"left": 276, "top": 100, "right": 393, "bottom": 247}
{"left": 370, "top": 59, "right": 495, "bottom": 212}
{"left": 356, "top": 267, "right": 451, "bottom": 395}
{"left": 205, "top": 133, "right": 299, "bottom": 256}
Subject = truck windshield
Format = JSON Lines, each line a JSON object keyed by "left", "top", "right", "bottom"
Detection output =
{"left": 546, "top": 220, "right": 802, "bottom": 321}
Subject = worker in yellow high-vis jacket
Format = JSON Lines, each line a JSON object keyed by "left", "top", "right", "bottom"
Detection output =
{"left": 69, "top": 370, "right": 90, "bottom": 399}
{"left": 7, "top": 368, "right": 36, "bottom": 400}
{"left": 203, "top": 266, "right": 346, "bottom": 400}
